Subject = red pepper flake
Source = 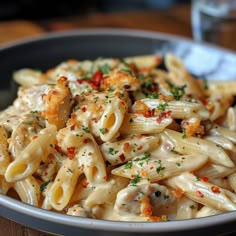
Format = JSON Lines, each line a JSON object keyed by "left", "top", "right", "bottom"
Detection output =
{"left": 141, "top": 169, "right": 147, "bottom": 177}
{"left": 88, "top": 152, "right": 93, "bottom": 156}
{"left": 93, "top": 70, "right": 104, "bottom": 87}
{"left": 32, "top": 135, "right": 38, "bottom": 140}
{"left": 82, "top": 181, "right": 89, "bottom": 188}
{"left": 81, "top": 106, "right": 87, "bottom": 112}
{"left": 201, "top": 176, "right": 209, "bottom": 182}
{"left": 144, "top": 109, "right": 155, "bottom": 118}
{"left": 156, "top": 111, "right": 172, "bottom": 124}
{"left": 196, "top": 190, "right": 204, "bottom": 198}
{"left": 67, "top": 147, "right": 76, "bottom": 160}
{"left": 52, "top": 90, "right": 59, "bottom": 95}
{"left": 137, "top": 145, "right": 143, "bottom": 150}
{"left": 83, "top": 138, "right": 88, "bottom": 144}
{"left": 92, "top": 117, "right": 99, "bottom": 123}
{"left": 119, "top": 153, "right": 126, "bottom": 162}
{"left": 55, "top": 145, "right": 62, "bottom": 153}
{"left": 211, "top": 186, "right": 221, "bottom": 193}
{"left": 174, "top": 187, "right": 184, "bottom": 198}
{"left": 150, "top": 166, "right": 154, "bottom": 170}
{"left": 70, "top": 124, "right": 76, "bottom": 130}
{"left": 86, "top": 80, "right": 97, "bottom": 89}
{"left": 77, "top": 79, "right": 83, "bottom": 84}
{"left": 121, "top": 101, "right": 126, "bottom": 106}
{"left": 44, "top": 172, "right": 48, "bottom": 176}
{"left": 123, "top": 142, "right": 130, "bottom": 152}
{"left": 156, "top": 117, "right": 163, "bottom": 124}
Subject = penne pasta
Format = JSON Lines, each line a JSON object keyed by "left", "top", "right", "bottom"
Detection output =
{"left": 227, "top": 106, "right": 236, "bottom": 132}
{"left": 165, "top": 172, "right": 236, "bottom": 212}
{"left": 120, "top": 113, "right": 173, "bottom": 135}
{"left": 138, "top": 98, "right": 210, "bottom": 120}
{"left": 165, "top": 53, "right": 204, "bottom": 96}
{"left": 1, "top": 54, "right": 236, "bottom": 222}
{"left": 47, "top": 157, "right": 82, "bottom": 211}
{"left": 100, "top": 134, "right": 160, "bottom": 165}
{"left": 228, "top": 173, "right": 236, "bottom": 193}
{"left": 195, "top": 205, "right": 223, "bottom": 218}
{"left": 0, "top": 125, "right": 11, "bottom": 175}
{"left": 13, "top": 176, "right": 40, "bottom": 206}
{"left": 5, "top": 125, "right": 57, "bottom": 182}
{"left": 163, "top": 129, "right": 235, "bottom": 168}
{"left": 78, "top": 136, "right": 107, "bottom": 185}
{"left": 98, "top": 95, "right": 128, "bottom": 142}
{"left": 112, "top": 153, "right": 208, "bottom": 182}
{"left": 175, "top": 196, "right": 198, "bottom": 220}
{"left": 0, "top": 175, "right": 12, "bottom": 194}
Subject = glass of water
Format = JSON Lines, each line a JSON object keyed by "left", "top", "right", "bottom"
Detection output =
{"left": 191, "top": 0, "right": 236, "bottom": 51}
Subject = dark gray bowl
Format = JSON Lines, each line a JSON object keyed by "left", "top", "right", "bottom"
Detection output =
{"left": 0, "top": 28, "right": 236, "bottom": 236}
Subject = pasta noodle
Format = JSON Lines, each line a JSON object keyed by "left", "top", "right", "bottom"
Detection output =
{"left": 1, "top": 53, "right": 236, "bottom": 222}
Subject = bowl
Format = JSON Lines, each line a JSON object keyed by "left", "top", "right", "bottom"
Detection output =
{"left": 1, "top": 28, "right": 236, "bottom": 236}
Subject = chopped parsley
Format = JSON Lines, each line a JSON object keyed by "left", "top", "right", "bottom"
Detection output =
{"left": 166, "top": 80, "right": 186, "bottom": 100}
{"left": 30, "top": 110, "right": 38, "bottom": 114}
{"left": 182, "top": 129, "right": 187, "bottom": 139}
{"left": 147, "top": 93, "right": 159, "bottom": 99}
{"left": 99, "top": 128, "right": 108, "bottom": 134}
{"left": 136, "top": 73, "right": 146, "bottom": 81}
{"left": 170, "top": 147, "right": 179, "bottom": 154}
{"left": 176, "top": 162, "right": 181, "bottom": 167}
{"left": 156, "top": 160, "right": 165, "bottom": 175}
{"left": 23, "top": 120, "right": 33, "bottom": 125}
{"left": 99, "top": 64, "right": 111, "bottom": 74}
{"left": 40, "top": 180, "right": 50, "bottom": 192}
{"left": 157, "top": 102, "right": 168, "bottom": 111}
{"left": 108, "top": 147, "right": 119, "bottom": 155}
{"left": 124, "top": 161, "right": 133, "bottom": 169}
{"left": 130, "top": 175, "right": 141, "bottom": 186}
{"left": 67, "top": 168, "right": 73, "bottom": 173}
{"left": 82, "top": 125, "right": 90, "bottom": 133}
{"left": 120, "top": 58, "right": 130, "bottom": 67}
{"left": 133, "top": 152, "right": 151, "bottom": 167}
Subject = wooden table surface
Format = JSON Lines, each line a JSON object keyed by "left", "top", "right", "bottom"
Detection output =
{"left": 0, "top": 3, "right": 235, "bottom": 236}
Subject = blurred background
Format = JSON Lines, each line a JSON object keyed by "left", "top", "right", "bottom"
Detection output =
{"left": 0, "top": 0, "right": 188, "bottom": 20}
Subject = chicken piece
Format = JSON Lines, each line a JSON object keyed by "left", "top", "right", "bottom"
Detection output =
{"left": 8, "top": 112, "right": 45, "bottom": 158}
{"left": 114, "top": 181, "right": 176, "bottom": 220}
{"left": 0, "top": 125, "right": 11, "bottom": 175}
{"left": 42, "top": 76, "right": 73, "bottom": 130}
{"left": 67, "top": 204, "right": 92, "bottom": 218}
{"left": 101, "top": 69, "right": 140, "bottom": 92}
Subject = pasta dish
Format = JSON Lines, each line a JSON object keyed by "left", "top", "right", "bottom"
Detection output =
{"left": 1, "top": 54, "right": 236, "bottom": 222}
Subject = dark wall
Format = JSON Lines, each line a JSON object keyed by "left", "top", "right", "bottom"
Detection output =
{"left": 0, "top": 0, "right": 188, "bottom": 20}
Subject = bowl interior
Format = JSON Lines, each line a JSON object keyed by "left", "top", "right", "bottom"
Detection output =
{"left": 1, "top": 28, "right": 236, "bottom": 236}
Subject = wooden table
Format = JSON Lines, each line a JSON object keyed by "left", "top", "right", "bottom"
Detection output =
{"left": 0, "top": 4, "right": 235, "bottom": 236}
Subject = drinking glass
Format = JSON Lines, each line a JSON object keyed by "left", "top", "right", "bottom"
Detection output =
{"left": 191, "top": 0, "right": 236, "bottom": 51}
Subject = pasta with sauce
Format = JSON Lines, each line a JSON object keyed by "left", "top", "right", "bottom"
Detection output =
{"left": 1, "top": 53, "right": 236, "bottom": 222}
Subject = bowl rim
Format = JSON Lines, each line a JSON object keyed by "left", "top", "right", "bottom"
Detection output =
{"left": 0, "top": 27, "right": 235, "bottom": 55}
{"left": 1, "top": 194, "right": 236, "bottom": 233}
{"left": 0, "top": 27, "right": 236, "bottom": 233}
